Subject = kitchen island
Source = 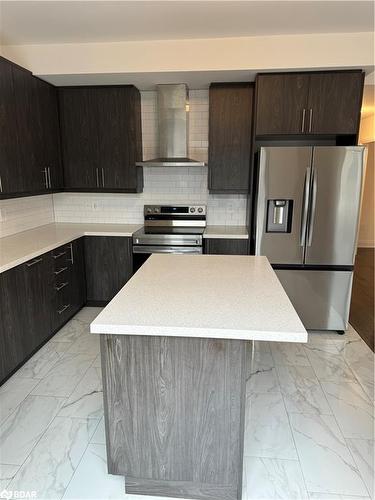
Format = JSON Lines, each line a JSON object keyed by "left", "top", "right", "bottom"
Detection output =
{"left": 91, "top": 254, "right": 307, "bottom": 500}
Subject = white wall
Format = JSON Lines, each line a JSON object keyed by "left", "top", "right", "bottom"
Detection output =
{"left": 3, "top": 32, "right": 373, "bottom": 80}
{"left": 0, "top": 195, "right": 55, "bottom": 238}
{"left": 53, "top": 90, "right": 248, "bottom": 226}
{"left": 358, "top": 142, "right": 375, "bottom": 248}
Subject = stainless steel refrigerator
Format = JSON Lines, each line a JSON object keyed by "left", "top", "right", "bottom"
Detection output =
{"left": 255, "top": 146, "right": 366, "bottom": 332}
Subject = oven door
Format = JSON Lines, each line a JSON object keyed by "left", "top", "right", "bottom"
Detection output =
{"left": 132, "top": 245, "right": 203, "bottom": 273}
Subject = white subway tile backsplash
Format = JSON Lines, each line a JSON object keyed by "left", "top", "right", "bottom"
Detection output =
{"left": 0, "top": 195, "right": 55, "bottom": 238}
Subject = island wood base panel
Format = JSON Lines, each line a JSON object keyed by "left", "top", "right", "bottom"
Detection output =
{"left": 125, "top": 477, "right": 238, "bottom": 500}
{"left": 100, "top": 334, "right": 247, "bottom": 500}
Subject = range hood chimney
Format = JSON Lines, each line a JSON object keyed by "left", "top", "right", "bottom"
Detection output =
{"left": 136, "top": 84, "right": 206, "bottom": 167}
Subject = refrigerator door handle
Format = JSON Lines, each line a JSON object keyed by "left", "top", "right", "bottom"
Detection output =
{"left": 307, "top": 168, "right": 318, "bottom": 246}
{"left": 300, "top": 166, "right": 311, "bottom": 247}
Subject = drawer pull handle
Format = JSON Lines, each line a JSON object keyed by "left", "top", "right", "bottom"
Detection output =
{"left": 54, "top": 266, "right": 68, "bottom": 275}
{"left": 57, "top": 304, "right": 70, "bottom": 315}
{"left": 68, "top": 243, "right": 74, "bottom": 264}
{"left": 52, "top": 251, "right": 66, "bottom": 259}
{"left": 26, "top": 258, "right": 43, "bottom": 267}
{"left": 55, "top": 282, "right": 69, "bottom": 291}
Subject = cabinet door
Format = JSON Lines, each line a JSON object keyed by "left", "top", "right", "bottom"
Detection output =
{"left": 84, "top": 236, "right": 133, "bottom": 303}
{"left": 13, "top": 64, "right": 46, "bottom": 193}
{"left": 0, "top": 269, "right": 28, "bottom": 382}
{"left": 35, "top": 78, "right": 63, "bottom": 190}
{"left": 96, "top": 87, "right": 142, "bottom": 191}
{"left": 209, "top": 83, "right": 253, "bottom": 193}
{"left": 307, "top": 72, "right": 364, "bottom": 135}
{"left": 205, "top": 238, "right": 249, "bottom": 255}
{"left": 23, "top": 255, "right": 52, "bottom": 351}
{"left": 59, "top": 88, "right": 99, "bottom": 188}
{"left": 255, "top": 74, "right": 310, "bottom": 135}
{"left": 0, "top": 58, "right": 25, "bottom": 195}
{"left": 0, "top": 255, "right": 52, "bottom": 382}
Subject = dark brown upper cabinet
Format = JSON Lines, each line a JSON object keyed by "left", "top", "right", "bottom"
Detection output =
{"left": 58, "top": 88, "right": 99, "bottom": 189}
{"left": 33, "top": 77, "right": 63, "bottom": 190}
{"left": 208, "top": 83, "right": 254, "bottom": 194}
{"left": 0, "top": 56, "right": 63, "bottom": 198}
{"left": 0, "top": 58, "right": 24, "bottom": 195}
{"left": 307, "top": 72, "right": 364, "bottom": 135}
{"left": 255, "top": 70, "right": 364, "bottom": 137}
{"left": 59, "top": 86, "right": 143, "bottom": 193}
{"left": 255, "top": 73, "right": 309, "bottom": 135}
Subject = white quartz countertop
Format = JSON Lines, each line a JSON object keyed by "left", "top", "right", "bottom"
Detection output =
{"left": 91, "top": 254, "right": 307, "bottom": 343}
{"left": 0, "top": 223, "right": 249, "bottom": 274}
{"left": 0, "top": 223, "right": 142, "bottom": 273}
{"left": 203, "top": 225, "right": 248, "bottom": 239}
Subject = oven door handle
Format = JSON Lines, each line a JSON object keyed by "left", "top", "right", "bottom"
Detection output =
{"left": 133, "top": 245, "right": 202, "bottom": 254}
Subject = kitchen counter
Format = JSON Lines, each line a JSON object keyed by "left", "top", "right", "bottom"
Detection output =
{"left": 0, "top": 223, "right": 249, "bottom": 274}
{"left": 94, "top": 254, "right": 306, "bottom": 500}
{"left": 0, "top": 223, "right": 142, "bottom": 273}
{"left": 91, "top": 254, "right": 306, "bottom": 342}
{"left": 203, "top": 225, "right": 248, "bottom": 239}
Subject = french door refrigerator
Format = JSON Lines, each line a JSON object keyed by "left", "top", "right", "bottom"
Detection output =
{"left": 255, "top": 146, "right": 366, "bottom": 332}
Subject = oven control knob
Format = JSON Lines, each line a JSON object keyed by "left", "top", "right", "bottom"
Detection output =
{"left": 154, "top": 208, "right": 160, "bottom": 213}
{"left": 190, "top": 207, "right": 195, "bottom": 213}
{"left": 198, "top": 207, "right": 203, "bottom": 213}
{"left": 146, "top": 208, "right": 152, "bottom": 213}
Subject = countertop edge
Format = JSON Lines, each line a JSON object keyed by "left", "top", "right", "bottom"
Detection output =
{"left": 202, "top": 233, "right": 249, "bottom": 239}
{"left": 90, "top": 323, "right": 308, "bottom": 343}
{"left": 203, "top": 225, "right": 249, "bottom": 239}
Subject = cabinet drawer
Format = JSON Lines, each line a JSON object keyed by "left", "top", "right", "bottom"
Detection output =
{"left": 204, "top": 238, "right": 249, "bottom": 255}
{"left": 52, "top": 281, "right": 73, "bottom": 330}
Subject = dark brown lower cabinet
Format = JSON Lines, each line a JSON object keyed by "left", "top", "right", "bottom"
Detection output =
{"left": 84, "top": 236, "right": 133, "bottom": 303}
{"left": 204, "top": 238, "right": 249, "bottom": 255}
{"left": 0, "top": 254, "right": 51, "bottom": 382}
{"left": 0, "top": 239, "right": 86, "bottom": 384}
{"left": 51, "top": 238, "right": 86, "bottom": 332}
{"left": 0, "top": 267, "right": 29, "bottom": 382}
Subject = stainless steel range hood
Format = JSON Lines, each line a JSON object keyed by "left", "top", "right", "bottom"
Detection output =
{"left": 136, "top": 84, "right": 206, "bottom": 167}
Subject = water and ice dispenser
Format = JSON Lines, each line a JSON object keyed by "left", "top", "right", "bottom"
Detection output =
{"left": 266, "top": 200, "right": 293, "bottom": 233}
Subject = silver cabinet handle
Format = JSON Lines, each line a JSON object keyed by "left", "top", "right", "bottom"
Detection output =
{"left": 57, "top": 304, "right": 70, "bottom": 315}
{"left": 54, "top": 266, "right": 68, "bottom": 275}
{"left": 300, "top": 167, "right": 311, "bottom": 247}
{"left": 308, "top": 108, "right": 313, "bottom": 133}
{"left": 307, "top": 168, "right": 317, "bottom": 246}
{"left": 26, "top": 257, "right": 43, "bottom": 267}
{"left": 55, "top": 282, "right": 69, "bottom": 291}
{"left": 42, "top": 168, "right": 48, "bottom": 189}
{"left": 101, "top": 168, "right": 105, "bottom": 187}
{"left": 68, "top": 242, "right": 74, "bottom": 264}
{"left": 52, "top": 251, "right": 66, "bottom": 259}
{"left": 47, "top": 167, "right": 52, "bottom": 189}
{"left": 301, "top": 109, "right": 306, "bottom": 133}
{"left": 0, "top": 175, "right": 3, "bottom": 193}
{"left": 96, "top": 168, "right": 100, "bottom": 187}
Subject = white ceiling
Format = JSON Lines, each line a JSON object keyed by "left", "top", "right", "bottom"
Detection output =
{"left": 0, "top": 1, "right": 374, "bottom": 46}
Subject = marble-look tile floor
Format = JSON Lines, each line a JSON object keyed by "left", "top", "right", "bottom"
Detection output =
{"left": 0, "top": 308, "right": 373, "bottom": 500}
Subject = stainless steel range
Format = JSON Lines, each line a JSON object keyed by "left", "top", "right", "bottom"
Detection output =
{"left": 132, "top": 205, "right": 206, "bottom": 272}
